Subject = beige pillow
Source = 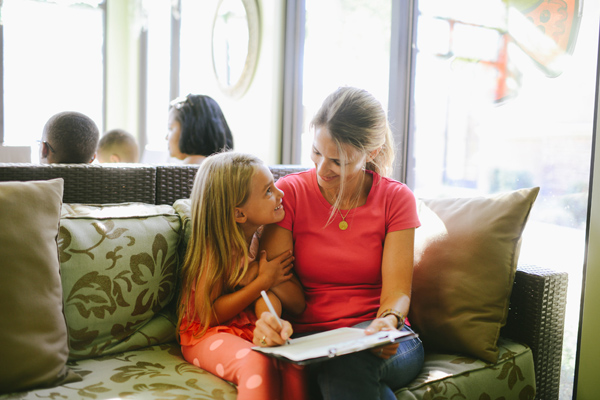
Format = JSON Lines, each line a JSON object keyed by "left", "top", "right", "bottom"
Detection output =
{"left": 409, "top": 187, "right": 540, "bottom": 363}
{"left": 0, "top": 179, "right": 79, "bottom": 393}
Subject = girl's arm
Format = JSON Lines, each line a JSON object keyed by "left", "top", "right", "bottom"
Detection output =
{"left": 259, "top": 223, "right": 306, "bottom": 315}
{"left": 199, "top": 249, "right": 294, "bottom": 326}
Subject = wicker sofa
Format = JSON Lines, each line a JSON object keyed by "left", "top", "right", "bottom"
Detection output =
{"left": 0, "top": 163, "right": 567, "bottom": 400}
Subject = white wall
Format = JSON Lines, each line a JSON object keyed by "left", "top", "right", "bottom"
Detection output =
{"left": 178, "top": 0, "right": 286, "bottom": 164}
{"left": 105, "top": 0, "right": 141, "bottom": 137}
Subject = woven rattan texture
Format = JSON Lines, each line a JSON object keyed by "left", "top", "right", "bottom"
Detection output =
{"left": 155, "top": 165, "right": 310, "bottom": 204}
{"left": 0, "top": 163, "right": 156, "bottom": 204}
{"left": 270, "top": 165, "right": 310, "bottom": 181}
{"left": 156, "top": 165, "right": 200, "bottom": 204}
{"left": 502, "top": 265, "right": 568, "bottom": 400}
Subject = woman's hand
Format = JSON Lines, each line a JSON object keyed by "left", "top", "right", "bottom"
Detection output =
{"left": 365, "top": 317, "right": 400, "bottom": 359}
{"left": 253, "top": 311, "right": 293, "bottom": 347}
{"left": 256, "top": 250, "right": 294, "bottom": 289}
{"left": 370, "top": 343, "right": 400, "bottom": 359}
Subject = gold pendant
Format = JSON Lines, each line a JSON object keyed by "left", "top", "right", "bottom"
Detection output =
{"left": 339, "top": 220, "right": 348, "bottom": 230}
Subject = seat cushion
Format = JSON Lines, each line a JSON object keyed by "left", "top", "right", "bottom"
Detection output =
{"left": 2, "top": 337, "right": 533, "bottom": 400}
{"left": 396, "top": 337, "right": 535, "bottom": 399}
{"left": 0, "top": 342, "right": 237, "bottom": 399}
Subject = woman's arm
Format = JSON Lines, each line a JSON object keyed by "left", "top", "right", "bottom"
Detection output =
{"left": 366, "top": 228, "right": 415, "bottom": 359}
{"left": 378, "top": 228, "right": 415, "bottom": 324}
{"left": 259, "top": 223, "right": 306, "bottom": 315}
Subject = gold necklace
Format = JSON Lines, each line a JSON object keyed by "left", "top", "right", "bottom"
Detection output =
{"left": 338, "top": 208, "right": 352, "bottom": 230}
{"left": 330, "top": 172, "right": 365, "bottom": 231}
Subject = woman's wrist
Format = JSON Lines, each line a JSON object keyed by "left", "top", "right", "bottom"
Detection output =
{"left": 378, "top": 308, "right": 405, "bottom": 330}
{"left": 383, "top": 314, "right": 399, "bottom": 328}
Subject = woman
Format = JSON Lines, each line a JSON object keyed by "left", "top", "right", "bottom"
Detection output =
{"left": 253, "top": 86, "right": 424, "bottom": 399}
{"left": 166, "top": 94, "right": 233, "bottom": 164}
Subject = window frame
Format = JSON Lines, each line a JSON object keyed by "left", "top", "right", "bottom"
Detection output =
{"left": 0, "top": 24, "right": 4, "bottom": 144}
{"left": 280, "top": 0, "right": 418, "bottom": 183}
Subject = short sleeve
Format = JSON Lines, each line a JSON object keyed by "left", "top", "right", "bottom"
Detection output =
{"left": 384, "top": 179, "right": 421, "bottom": 233}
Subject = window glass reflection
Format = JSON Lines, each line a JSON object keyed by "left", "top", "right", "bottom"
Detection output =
{"left": 1, "top": 0, "right": 103, "bottom": 162}
{"left": 300, "top": 0, "right": 392, "bottom": 166}
{"left": 410, "top": 1, "right": 598, "bottom": 397}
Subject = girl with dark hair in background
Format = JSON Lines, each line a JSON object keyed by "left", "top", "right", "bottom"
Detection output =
{"left": 166, "top": 94, "right": 234, "bottom": 164}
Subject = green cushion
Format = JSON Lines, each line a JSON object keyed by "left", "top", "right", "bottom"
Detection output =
{"left": 0, "top": 343, "right": 237, "bottom": 399}
{"left": 396, "top": 337, "right": 535, "bottom": 399}
{"left": 173, "top": 199, "right": 192, "bottom": 263}
{"left": 2, "top": 338, "right": 532, "bottom": 399}
{"left": 59, "top": 203, "right": 181, "bottom": 360}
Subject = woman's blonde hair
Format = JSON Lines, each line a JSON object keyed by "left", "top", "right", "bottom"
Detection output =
{"left": 310, "top": 86, "right": 395, "bottom": 220}
{"left": 177, "top": 151, "right": 262, "bottom": 339}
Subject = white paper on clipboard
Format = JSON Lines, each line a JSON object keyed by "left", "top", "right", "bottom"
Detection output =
{"left": 252, "top": 327, "right": 417, "bottom": 365}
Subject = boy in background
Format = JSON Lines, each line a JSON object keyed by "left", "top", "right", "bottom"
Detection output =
{"left": 97, "top": 129, "right": 140, "bottom": 163}
{"left": 40, "top": 111, "right": 99, "bottom": 164}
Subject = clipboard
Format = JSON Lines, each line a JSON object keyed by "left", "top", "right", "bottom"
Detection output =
{"left": 252, "top": 327, "right": 417, "bottom": 365}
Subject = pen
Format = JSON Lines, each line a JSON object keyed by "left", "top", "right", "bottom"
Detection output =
{"left": 260, "top": 290, "right": 291, "bottom": 345}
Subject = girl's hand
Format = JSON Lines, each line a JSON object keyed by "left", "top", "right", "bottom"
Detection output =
{"left": 256, "top": 250, "right": 294, "bottom": 289}
{"left": 365, "top": 317, "right": 400, "bottom": 359}
{"left": 253, "top": 311, "right": 293, "bottom": 347}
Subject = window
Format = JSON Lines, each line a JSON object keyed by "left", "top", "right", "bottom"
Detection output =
{"left": 408, "top": 1, "right": 598, "bottom": 397}
{"left": 299, "top": 0, "right": 392, "bottom": 166}
{"left": 142, "top": 0, "right": 172, "bottom": 153}
{"left": 178, "top": 0, "right": 215, "bottom": 102}
{"left": 1, "top": 0, "right": 104, "bottom": 162}
{"left": 293, "top": 0, "right": 599, "bottom": 397}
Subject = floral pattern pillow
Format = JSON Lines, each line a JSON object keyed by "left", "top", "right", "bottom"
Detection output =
{"left": 59, "top": 203, "right": 181, "bottom": 360}
{"left": 173, "top": 199, "right": 192, "bottom": 261}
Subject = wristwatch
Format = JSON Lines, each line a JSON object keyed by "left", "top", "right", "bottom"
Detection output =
{"left": 379, "top": 308, "right": 405, "bottom": 330}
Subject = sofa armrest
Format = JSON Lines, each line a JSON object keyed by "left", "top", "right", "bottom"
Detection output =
{"left": 501, "top": 264, "right": 568, "bottom": 400}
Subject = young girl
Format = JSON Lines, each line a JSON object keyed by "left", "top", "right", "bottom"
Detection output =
{"left": 177, "top": 151, "right": 307, "bottom": 400}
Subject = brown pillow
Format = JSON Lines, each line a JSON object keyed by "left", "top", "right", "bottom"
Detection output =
{"left": 409, "top": 187, "right": 540, "bottom": 363}
{"left": 0, "top": 179, "right": 78, "bottom": 393}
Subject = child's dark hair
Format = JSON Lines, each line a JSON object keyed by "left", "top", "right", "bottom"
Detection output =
{"left": 170, "top": 94, "right": 234, "bottom": 156}
{"left": 44, "top": 111, "right": 99, "bottom": 163}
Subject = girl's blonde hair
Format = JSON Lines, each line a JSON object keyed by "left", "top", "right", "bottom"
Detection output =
{"left": 310, "top": 86, "right": 395, "bottom": 220}
{"left": 177, "top": 151, "right": 262, "bottom": 339}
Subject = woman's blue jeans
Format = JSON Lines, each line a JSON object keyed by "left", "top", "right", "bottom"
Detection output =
{"left": 300, "top": 321, "right": 424, "bottom": 400}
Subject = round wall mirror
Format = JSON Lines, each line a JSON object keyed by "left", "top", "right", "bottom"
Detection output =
{"left": 211, "top": 0, "right": 261, "bottom": 99}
